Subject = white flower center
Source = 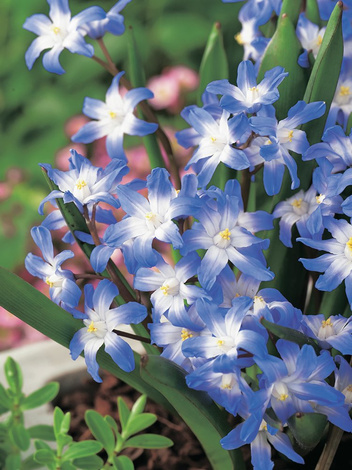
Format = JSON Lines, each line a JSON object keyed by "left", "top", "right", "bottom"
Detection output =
{"left": 213, "top": 228, "right": 232, "bottom": 249}
{"left": 83, "top": 319, "right": 107, "bottom": 338}
{"left": 342, "top": 384, "right": 352, "bottom": 404}
{"left": 145, "top": 211, "right": 163, "bottom": 230}
{"left": 272, "top": 381, "right": 290, "bottom": 402}
{"left": 160, "top": 277, "right": 180, "bottom": 297}
{"left": 220, "top": 373, "right": 236, "bottom": 390}
{"left": 344, "top": 237, "right": 352, "bottom": 261}
{"left": 291, "top": 197, "right": 309, "bottom": 216}
{"left": 45, "top": 274, "right": 63, "bottom": 289}
{"left": 317, "top": 317, "right": 335, "bottom": 340}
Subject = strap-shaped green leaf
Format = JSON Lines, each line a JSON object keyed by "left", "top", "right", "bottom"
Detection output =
{"left": 301, "top": 2, "right": 343, "bottom": 148}
{"left": 140, "top": 355, "right": 245, "bottom": 470}
{"left": 258, "top": 13, "right": 307, "bottom": 121}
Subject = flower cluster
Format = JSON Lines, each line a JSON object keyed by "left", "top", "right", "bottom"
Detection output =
{"left": 21, "top": 1, "right": 352, "bottom": 469}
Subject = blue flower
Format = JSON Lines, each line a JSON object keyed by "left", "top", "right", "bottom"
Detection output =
{"left": 296, "top": 14, "right": 326, "bottom": 68}
{"left": 249, "top": 100, "right": 326, "bottom": 195}
{"left": 299, "top": 217, "right": 352, "bottom": 308}
{"left": 71, "top": 72, "right": 158, "bottom": 160}
{"left": 39, "top": 149, "right": 128, "bottom": 214}
{"left": 79, "top": 0, "right": 131, "bottom": 39}
{"left": 134, "top": 252, "right": 207, "bottom": 327}
{"left": 206, "top": 60, "right": 288, "bottom": 115}
{"left": 91, "top": 168, "right": 184, "bottom": 273}
{"left": 176, "top": 108, "right": 250, "bottom": 188}
{"left": 70, "top": 279, "right": 147, "bottom": 382}
{"left": 25, "top": 226, "right": 81, "bottom": 307}
{"left": 23, "top": 0, "right": 105, "bottom": 74}
{"left": 181, "top": 186, "right": 273, "bottom": 290}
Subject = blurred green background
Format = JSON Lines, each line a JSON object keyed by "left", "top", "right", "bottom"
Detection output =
{"left": 0, "top": 0, "right": 242, "bottom": 271}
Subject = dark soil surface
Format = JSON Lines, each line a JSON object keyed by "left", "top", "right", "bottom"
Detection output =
{"left": 52, "top": 370, "right": 352, "bottom": 470}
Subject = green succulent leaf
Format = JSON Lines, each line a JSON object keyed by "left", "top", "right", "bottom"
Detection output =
{"left": 28, "top": 425, "right": 55, "bottom": 441}
{"left": 123, "top": 434, "right": 173, "bottom": 449}
{"left": 0, "top": 382, "right": 12, "bottom": 411}
{"left": 63, "top": 441, "right": 103, "bottom": 461}
{"left": 117, "top": 396, "right": 131, "bottom": 431}
{"left": 305, "top": 0, "right": 321, "bottom": 25}
{"left": 4, "top": 357, "right": 23, "bottom": 396}
{"left": 72, "top": 455, "right": 105, "bottom": 470}
{"left": 123, "top": 414, "right": 157, "bottom": 439}
{"left": 9, "top": 423, "right": 30, "bottom": 451}
{"left": 130, "top": 394, "right": 147, "bottom": 416}
{"left": 104, "top": 415, "right": 119, "bottom": 436}
{"left": 85, "top": 409, "right": 116, "bottom": 456}
{"left": 21, "top": 382, "right": 59, "bottom": 411}
{"left": 112, "top": 455, "right": 134, "bottom": 470}
{"left": 5, "top": 454, "right": 22, "bottom": 470}
{"left": 33, "top": 449, "right": 56, "bottom": 465}
{"left": 34, "top": 439, "right": 52, "bottom": 451}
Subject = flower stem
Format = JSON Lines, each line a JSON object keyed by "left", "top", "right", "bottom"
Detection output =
{"left": 315, "top": 426, "right": 344, "bottom": 470}
{"left": 113, "top": 328, "right": 151, "bottom": 344}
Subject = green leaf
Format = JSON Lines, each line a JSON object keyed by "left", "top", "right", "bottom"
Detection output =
{"left": 306, "top": 0, "right": 321, "bottom": 25}
{"left": 21, "top": 382, "right": 59, "bottom": 410}
{"left": 56, "top": 433, "right": 73, "bottom": 449}
{"left": 258, "top": 14, "right": 307, "bottom": 121}
{"left": 5, "top": 453, "right": 22, "bottom": 470}
{"left": 112, "top": 455, "right": 134, "bottom": 470}
{"left": 123, "top": 414, "right": 157, "bottom": 439}
{"left": 9, "top": 424, "right": 30, "bottom": 451}
{"left": 123, "top": 434, "right": 173, "bottom": 449}
{"left": 118, "top": 397, "right": 131, "bottom": 431}
{"left": 278, "top": 0, "right": 303, "bottom": 26}
{"left": 34, "top": 449, "right": 56, "bottom": 465}
{"left": 288, "top": 413, "right": 328, "bottom": 450}
{"left": 21, "top": 454, "right": 44, "bottom": 470}
{"left": 61, "top": 462, "right": 76, "bottom": 470}
{"left": 34, "top": 440, "right": 52, "bottom": 451}
{"left": 346, "top": 112, "right": 352, "bottom": 135}
{"left": 130, "top": 395, "right": 146, "bottom": 416}
{"left": 85, "top": 410, "right": 115, "bottom": 456}
{"left": 301, "top": 1, "right": 343, "bottom": 148}
{"left": 28, "top": 425, "right": 55, "bottom": 441}
{"left": 140, "top": 355, "right": 244, "bottom": 470}
{"left": 72, "top": 455, "right": 104, "bottom": 470}
{"left": 261, "top": 318, "right": 321, "bottom": 354}
{"left": 197, "top": 22, "right": 229, "bottom": 104}
{"left": 4, "top": 357, "right": 23, "bottom": 396}
{"left": 53, "top": 407, "right": 70, "bottom": 436}
{"left": 0, "top": 382, "right": 12, "bottom": 411}
{"left": 0, "top": 267, "right": 173, "bottom": 410}
{"left": 63, "top": 441, "right": 103, "bottom": 461}
{"left": 104, "top": 415, "right": 119, "bottom": 436}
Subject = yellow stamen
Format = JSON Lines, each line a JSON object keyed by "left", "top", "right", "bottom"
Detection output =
{"left": 221, "top": 383, "right": 233, "bottom": 390}
{"left": 292, "top": 198, "right": 302, "bottom": 208}
{"left": 254, "top": 295, "right": 264, "bottom": 302}
{"left": 219, "top": 228, "right": 231, "bottom": 240}
{"left": 346, "top": 384, "right": 352, "bottom": 392}
{"left": 266, "top": 139, "right": 272, "bottom": 145}
{"left": 217, "top": 340, "right": 225, "bottom": 347}
{"left": 145, "top": 212, "right": 154, "bottom": 220}
{"left": 181, "top": 329, "right": 193, "bottom": 341}
{"left": 339, "top": 85, "right": 350, "bottom": 96}
{"left": 249, "top": 86, "right": 258, "bottom": 92}
{"left": 211, "top": 136, "right": 217, "bottom": 143}
{"left": 109, "top": 111, "right": 117, "bottom": 119}
{"left": 160, "top": 285, "right": 169, "bottom": 296}
{"left": 52, "top": 26, "right": 60, "bottom": 35}
{"left": 288, "top": 130, "right": 294, "bottom": 142}
{"left": 45, "top": 278, "right": 54, "bottom": 288}
{"left": 279, "top": 393, "right": 288, "bottom": 401}
{"left": 347, "top": 237, "right": 352, "bottom": 252}
{"left": 235, "top": 32, "right": 243, "bottom": 45}
{"left": 316, "top": 194, "right": 324, "bottom": 204}
{"left": 317, "top": 35, "right": 323, "bottom": 46}
{"left": 87, "top": 321, "right": 97, "bottom": 333}
{"left": 321, "top": 318, "right": 333, "bottom": 328}
{"left": 76, "top": 179, "right": 87, "bottom": 190}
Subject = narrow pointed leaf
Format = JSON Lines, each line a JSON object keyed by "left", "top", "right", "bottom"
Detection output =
{"left": 130, "top": 394, "right": 147, "bottom": 416}
{"left": 140, "top": 355, "right": 244, "bottom": 470}
{"left": 123, "top": 414, "right": 157, "bottom": 439}
{"left": 301, "top": 2, "right": 343, "bottom": 148}
{"left": 278, "top": 0, "right": 303, "bottom": 26}
{"left": 306, "top": 0, "right": 321, "bottom": 25}
{"left": 258, "top": 14, "right": 308, "bottom": 121}
{"left": 197, "top": 22, "right": 229, "bottom": 104}
{"left": 118, "top": 397, "right": 131, "bottom": 431}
